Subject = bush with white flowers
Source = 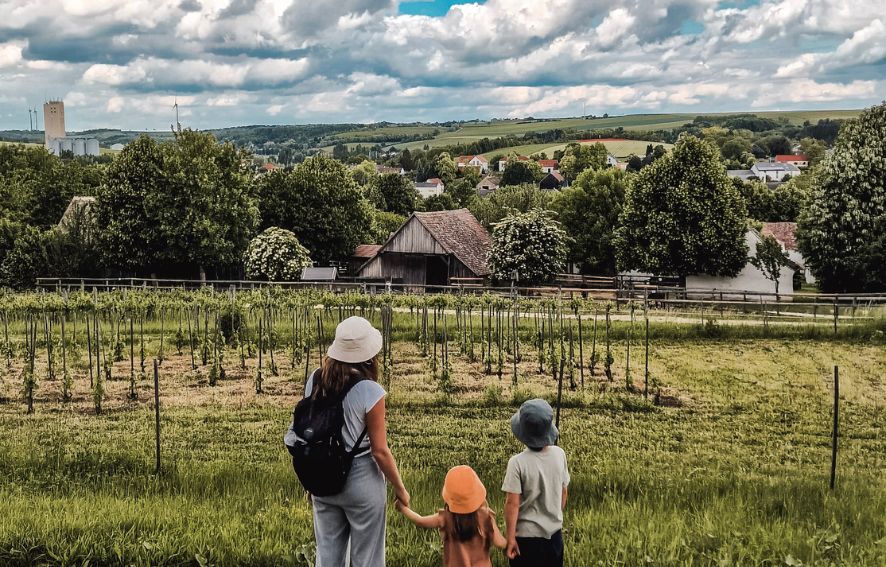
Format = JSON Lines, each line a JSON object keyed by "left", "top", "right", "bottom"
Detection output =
{"left": 244, "top": 227, "right": 312, "bottom": 281}
{"left": 487, "top": 209, "right": 568, "bottom": 284}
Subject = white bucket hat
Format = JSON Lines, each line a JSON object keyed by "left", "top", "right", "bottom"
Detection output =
{"left": 326, "top": 316, "right": 383, "bottom": 363}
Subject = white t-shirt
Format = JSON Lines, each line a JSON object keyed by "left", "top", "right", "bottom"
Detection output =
{"left": 293, "top": 371, "right": 386, "bottom": 454}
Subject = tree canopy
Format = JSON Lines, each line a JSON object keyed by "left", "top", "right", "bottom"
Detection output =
{"left": 501, "top": 159, "right": 543, "bottom": 186}
{"left": 375, "top": 173, "right": 416, "bottom": 217}
{"left": 797, "top": 103, "right": 886, "bottom": 292}
{"left": 95, "top": 131, "right": 259, "bottom": 278}
{"left": 615, "top": 135, "right": 748, "bottom": 278}
{"left": 552, "top": 168, "right": 628, "bottom": 275}
{"left": 468, "top": 184, "right": 555, "bottom": 230}
{"left": 559, "top": 142, "right": 608, "bottom": 181}
{"left": 256, "top": 154, "right": 372, "bottom": 264}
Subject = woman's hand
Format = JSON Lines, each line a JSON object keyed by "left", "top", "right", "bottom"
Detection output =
{"left": 395, "top": 486, "right": 411, "bottom": 508}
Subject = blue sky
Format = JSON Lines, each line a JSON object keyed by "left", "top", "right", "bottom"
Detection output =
{"left": 0, "top": 0, "right": 883, "bottom": 130}
{"left": 399, "top": 0, "right": 476, "bottom": 17}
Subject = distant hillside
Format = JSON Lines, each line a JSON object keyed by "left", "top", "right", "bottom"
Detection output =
{"left": 0, "top": 109, "right": 861, "bottom": 154}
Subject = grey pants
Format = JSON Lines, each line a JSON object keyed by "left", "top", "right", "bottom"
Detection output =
{"left": 312, "top": 456, "right": 387, "bottom": 567}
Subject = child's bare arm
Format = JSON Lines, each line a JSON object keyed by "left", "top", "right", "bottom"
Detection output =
{"left": 504, "top": 492, "right": 521, "bottom": 559}
{"left": 395, "top": 501, "right": 444, "bottom": 529}
{"left": 490, "top": 514, "right": 507, "bottom": 549}
{"left": 562, "top": 486, "right": 568, "bottom": 510}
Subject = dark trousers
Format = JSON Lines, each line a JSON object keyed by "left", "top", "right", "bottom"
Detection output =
{"left": 509, "top": 530, "right": 563, "bottom": 567}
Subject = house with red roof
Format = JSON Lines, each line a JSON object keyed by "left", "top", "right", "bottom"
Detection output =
{"left": 537, "top": 159, "right": 559, "bottom": 174}
{"left": 774, "top": 154, "right": 809, "bottom": 168}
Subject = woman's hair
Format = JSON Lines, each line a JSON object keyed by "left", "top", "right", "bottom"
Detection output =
{"left": 446, "top": 506, "right": 481, "bottom": 542}
{"left": 313, "top": 355, "right": 378, "bottom": 399}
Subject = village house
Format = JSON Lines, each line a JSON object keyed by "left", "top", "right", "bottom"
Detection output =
{"left": 762, "top": 221, "right": 814, "bottom": 284}
{"left": 537, "top": 159, "right": 559, "bottom": 174}
{"left": 497, "top": 155, "right": 530, "bottom": 171}
{"left": 414, "top": 178, "right": 445, "bottom": 198}
{"left": 606, "top": 153, "right": 619, "bottom": 167}
{"left": 376, "top": 165, "right": 406, "bottom": 175}
{"left": 455, "top": 155, "right": 489, "bottom": 173}
{"left": 727, "top": 169, "right": 758, "bottom": 181}
{"left": 751, "top": 161, "right": 801, "bottom": 182}
{"left": 774, "top": 154, "right": 809, "bottom": 168}
{"left": 475, "top": 175, "right": 500, "bottom": 196}
{"left": 356, "top": 209, "right": 491, "bottom": 287}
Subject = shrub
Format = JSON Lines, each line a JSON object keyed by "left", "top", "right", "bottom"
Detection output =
{"left": 243, "top": 227, "right": 312, "bottom": 281}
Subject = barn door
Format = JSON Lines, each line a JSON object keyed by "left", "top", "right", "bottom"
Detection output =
{"left": 426, "top": 256, "right": 449, "bottom": 288}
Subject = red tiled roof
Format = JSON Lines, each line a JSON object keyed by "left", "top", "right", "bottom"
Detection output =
{"left": 775, "top": 154, "right": 808, "bottom": 162}
{"left": 425, "top": 178, "right": 443, "bottom": 185}
{"left": 414, "top": 209, "right": 492, "bottom": 276}
{"left": 762, "top": 222, "right": 798, "bottom": 251}
{"left": 457, "top": 155, "right": 488, "bottom": 164}
{"left": 538, "top": 159, "right": 559, "bottom": 168}
{"left": 353, "top": 244, "right": 382, "bottom": 258}
{"left": 262, "top": 162, "right": 277, "bottom": 170}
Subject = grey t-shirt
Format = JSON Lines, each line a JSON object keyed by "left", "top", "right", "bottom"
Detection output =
{"left": 501, "top": 446, "right": 570, "bottom": 538}
{"left": 285, "top": 371, "right": 386, "bottom": 455}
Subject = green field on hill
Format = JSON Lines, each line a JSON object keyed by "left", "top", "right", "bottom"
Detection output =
{"left": 330, "top": 110, "right": 862, "bottom": 151}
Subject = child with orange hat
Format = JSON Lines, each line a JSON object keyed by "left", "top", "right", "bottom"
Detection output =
{"left": 396, "top": 465, "right": 507, "bottom": 567}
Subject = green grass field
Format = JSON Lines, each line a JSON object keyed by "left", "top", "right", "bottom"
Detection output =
{"left": 0, "top": 311, "right": 883, "bottom": 566}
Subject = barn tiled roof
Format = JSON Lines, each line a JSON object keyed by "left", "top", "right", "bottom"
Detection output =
{"left": 414, "top": 209, "right": 492, "bottom": 276}
{"left": 353, "top": 244, "right": 382, "bottom": 258}
{"left": 761, "top": 222, "right": 798, "bottom": 251}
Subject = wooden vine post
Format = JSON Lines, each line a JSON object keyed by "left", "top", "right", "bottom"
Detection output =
{"left": 830, "top": 365, "right": 839, "bottom": 491}
{"left": 153, "top": 358, "right": 161, "bottom": 475}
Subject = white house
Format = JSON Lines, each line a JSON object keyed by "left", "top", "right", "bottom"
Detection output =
{"left": 775, "top": 154, "right": 809, "bottom": 168}
{"left": 686, "top": 229, "right": 798, "bottom": 297}
{"left": 455, "top": 155, "right": 489, "bottom": 173}
{"left": 537, "top": 159, "right": 559, "bottom": 174}
{"left": 751, "top": 161, "right": 801, "bottom": 182}
{"left": 415, "top": 178, "right": 445, "bottom": 198}
{"left": 606, "top": 153, "right": 619, "bottom": 167}
{"left": 498, "top": 155, "right": 529, "bottom": 172}
{"left": 761, "top": 222, "right": 814, "bottom": 284}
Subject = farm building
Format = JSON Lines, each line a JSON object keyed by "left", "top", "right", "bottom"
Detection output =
{"left": 751, "top": 161, "right": 801, "bottom": 182}
{"left": 357, "top": 209, "right": 491, "bottom": 287}
{"left": 774, "top": 154, "right": 809, "bottom": 168}
{"left": 475, "top": 175, "right": 500, "bottom": 196}
{"left": 539, "top": 172, "right": 566, "bottom": 190}
{"left": 537, "top": 159, "right": 559, "bottom": 173}
{"left": 686, "top": 229, "right": 799, "bottom": 297}
{"left": 455, "top": 155, "right": 489, "bottom": 173}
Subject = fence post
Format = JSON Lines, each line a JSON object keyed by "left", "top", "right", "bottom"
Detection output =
{"left": 153, "top": 359, "right": 161, "bottom": 475}
{"left": 833, "top": 298, "right": 839, "bottom": 334}
{"left": 830, "top": 365, "right": 839, "bottom": 491}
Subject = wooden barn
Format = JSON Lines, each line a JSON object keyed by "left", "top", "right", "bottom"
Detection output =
{"left": 357, "top": 209, "right": 491, "bottom": 287}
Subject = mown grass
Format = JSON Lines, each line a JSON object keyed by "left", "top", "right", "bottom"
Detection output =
{"left": 0, "top": 334, "right": 883, "bottom": 566}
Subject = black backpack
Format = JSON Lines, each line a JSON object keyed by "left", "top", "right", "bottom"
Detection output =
{"left": 285, "top": 372, "right": 369, "bottom": 497}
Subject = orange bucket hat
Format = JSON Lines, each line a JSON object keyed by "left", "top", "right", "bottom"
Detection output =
{"left": 441, "top": 465, "right": 487, "bottom": 514}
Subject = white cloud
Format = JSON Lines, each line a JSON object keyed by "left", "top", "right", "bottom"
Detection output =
{"left": 0, "top": 43, "right": 22, "bottom": 67}
{"left": 752, "top": 79, "right": 878, "bottom": 107}
{"left": 596, "top": 8, "right": 636, "bottom": 49}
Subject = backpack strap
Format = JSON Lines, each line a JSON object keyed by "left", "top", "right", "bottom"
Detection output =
{"left": 338, "top": 376, "right": 371, "bottom": 457}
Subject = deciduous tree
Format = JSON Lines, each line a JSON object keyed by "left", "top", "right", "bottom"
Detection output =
{"left": 487, "top": 209, "right": 568, "bottom": 284}
{"left": 797, "top": 103, "right": 886, "bottom": 292}
{"left": 615, "top": 135, "right": 748, "bottom": 278}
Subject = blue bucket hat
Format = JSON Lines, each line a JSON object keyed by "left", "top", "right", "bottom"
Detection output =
{"left": 510, "top": 399, "right": 559, "bottom": 448}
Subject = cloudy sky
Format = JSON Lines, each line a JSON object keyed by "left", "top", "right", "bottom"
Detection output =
{"left": 0, "top": 0, "right": 883, "bottom": 131}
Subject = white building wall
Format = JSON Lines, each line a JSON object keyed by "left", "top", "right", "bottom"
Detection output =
{"left": 686, "top": 231, "right": 795, "bottom": 297}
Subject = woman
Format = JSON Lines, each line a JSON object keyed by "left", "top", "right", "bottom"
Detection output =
{"left": 304, "top": 316, "right": 409, "bottom": 567}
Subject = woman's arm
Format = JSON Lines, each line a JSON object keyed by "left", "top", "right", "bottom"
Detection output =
{"left": 395, "top": 501, "right": 443, "bottom": 529}
{"left": 366, "top": 398, "right": 410, "bottom": 507}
